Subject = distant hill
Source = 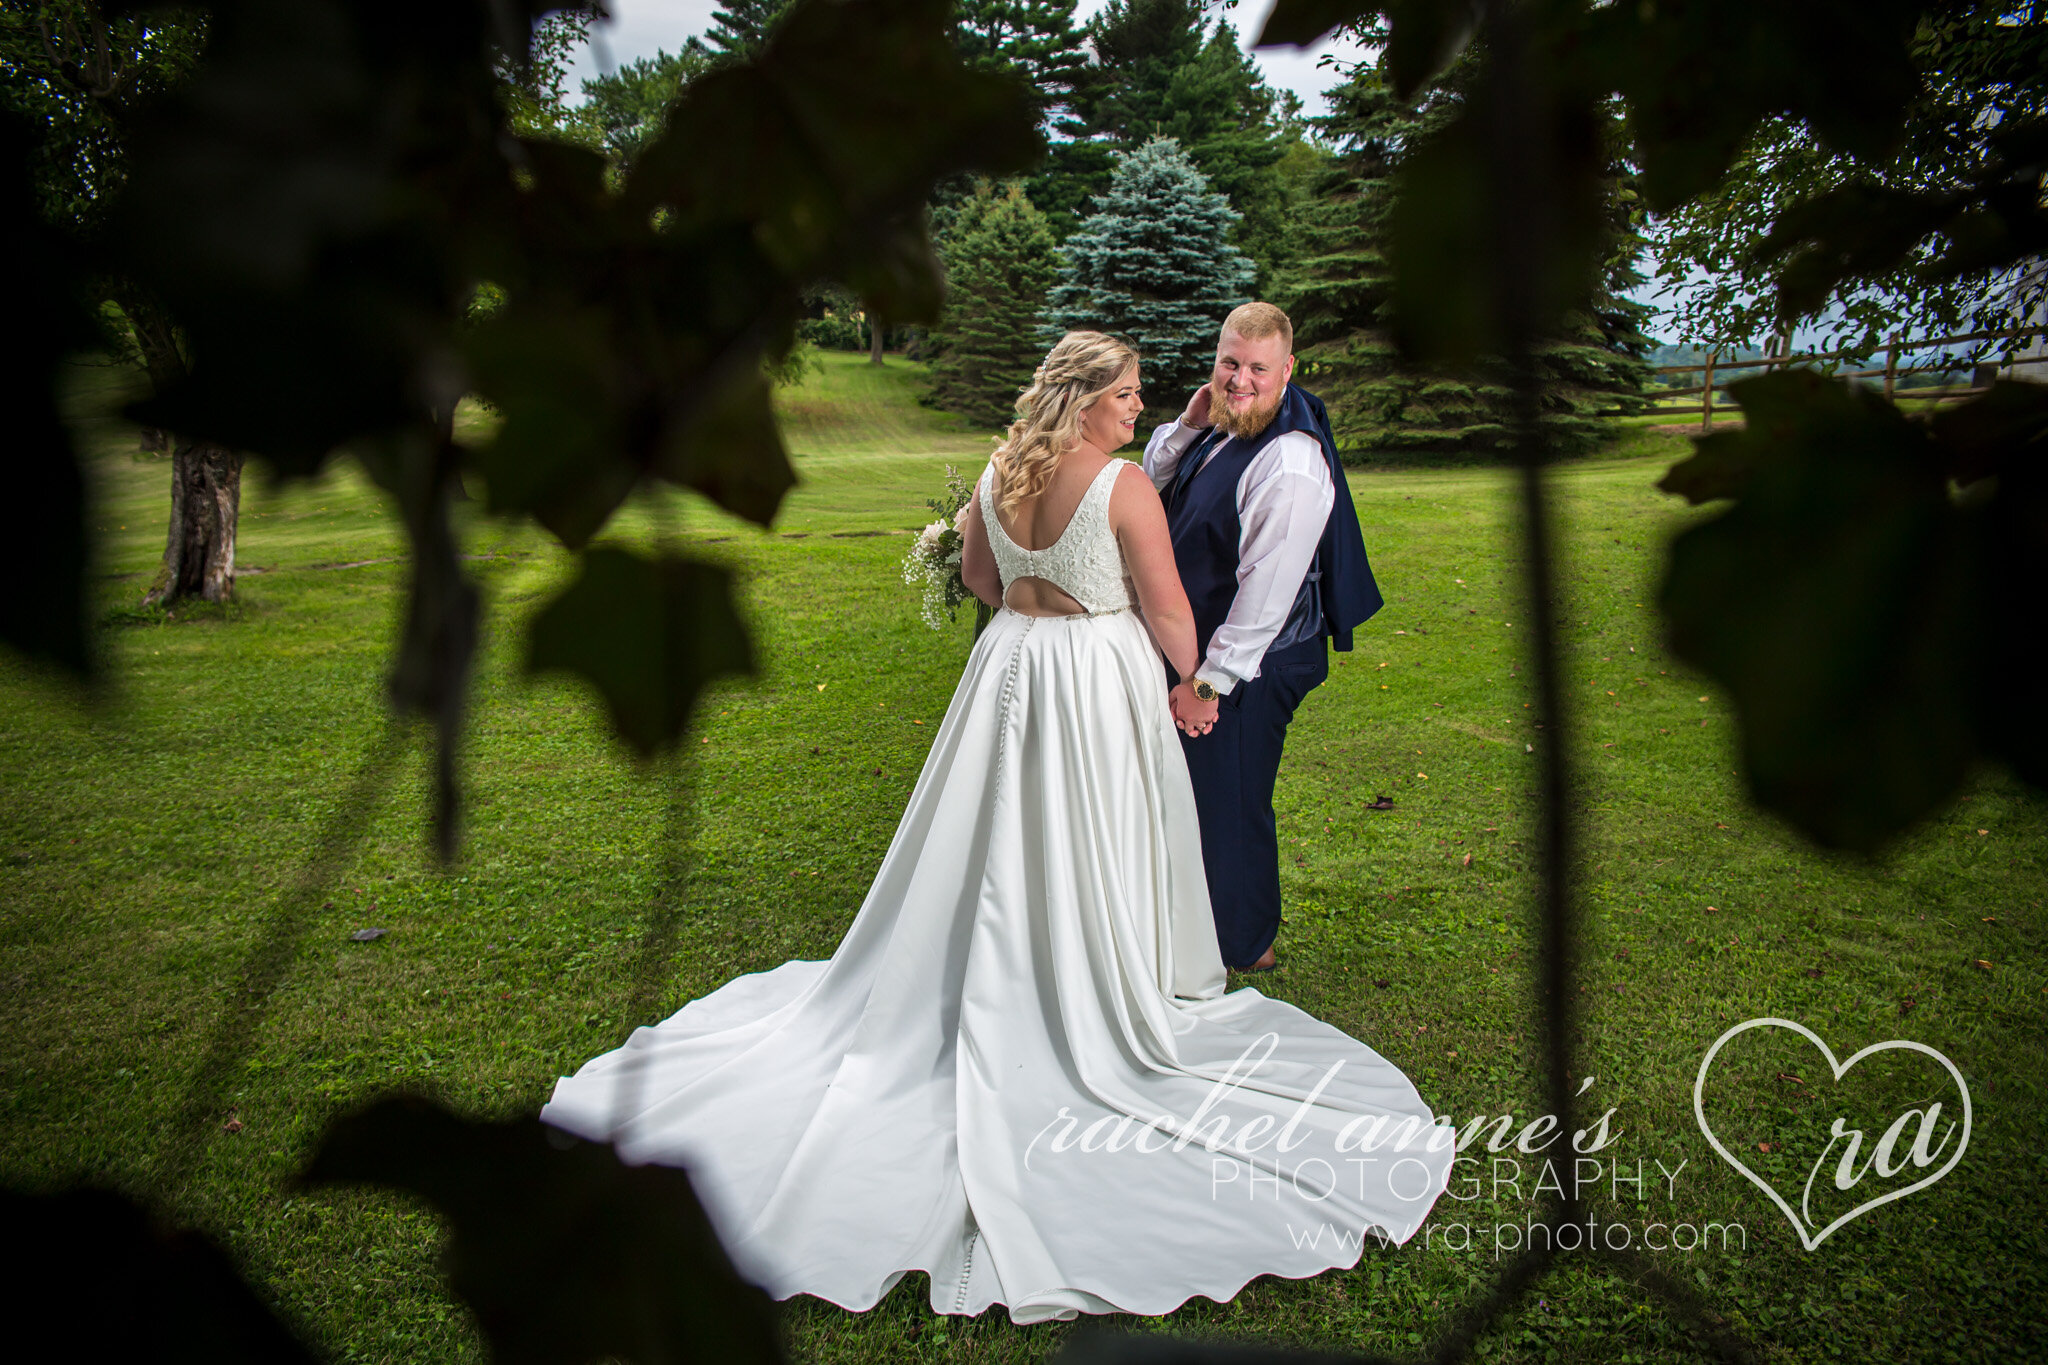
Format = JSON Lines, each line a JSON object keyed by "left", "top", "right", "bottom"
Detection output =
{"left": 1644, "top": 340, "right": 1972, "bottom": 389}
{"left": 1646, "top": 342, "right": 1764, "bottom": 367}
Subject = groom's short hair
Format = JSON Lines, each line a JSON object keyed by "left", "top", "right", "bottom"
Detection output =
{"left": 1221, "top": 302, "right": 1292, "bottom": 354}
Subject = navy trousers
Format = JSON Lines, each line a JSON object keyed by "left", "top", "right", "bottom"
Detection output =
{"left": 1178, "top": 638, "right": 1329, "bottom": 968}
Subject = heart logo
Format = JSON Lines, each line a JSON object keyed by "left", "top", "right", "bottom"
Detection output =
{"left": 1692, "top": 1017, "right": 1971, "bottom": 1250}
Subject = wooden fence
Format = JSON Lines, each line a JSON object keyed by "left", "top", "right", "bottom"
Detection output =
{"left": 1645, "top": 323, "right": 2048, "bottom": 429}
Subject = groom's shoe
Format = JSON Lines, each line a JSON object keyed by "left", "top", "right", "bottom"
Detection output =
{"left": 1239, "top": 947, "right": 1279, "bottom": 974}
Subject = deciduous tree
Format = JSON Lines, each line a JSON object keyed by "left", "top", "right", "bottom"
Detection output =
{"left": 1, "top": 2, "right": 237, "bottom": 605}
{"left": 1648, "top": 5, "right": 2048, "bottom": 359}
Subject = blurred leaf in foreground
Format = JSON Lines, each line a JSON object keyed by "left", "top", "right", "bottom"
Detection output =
{"left": 1659, "top": 370, "right": 2047, "bottom": 850}
{"left": 0, "top": 113, "right": 95, "bottom": 675}
{"left": 526, "top": 548, "right": 755, "bottom": 757}
{"left": 303, "top": 1095, "right": 781, "bottom": 1365}
{"left": 0, "top": 1186, "right": 317, "bottom": 1363}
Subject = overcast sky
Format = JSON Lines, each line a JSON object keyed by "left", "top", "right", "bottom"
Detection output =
{"left": 565, "top": 0, "right": 1369, "bottom": 116}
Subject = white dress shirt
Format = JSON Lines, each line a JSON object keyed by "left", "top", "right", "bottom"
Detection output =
{"left": 1142, "top": 416, "right": 1335, "bottom": 695}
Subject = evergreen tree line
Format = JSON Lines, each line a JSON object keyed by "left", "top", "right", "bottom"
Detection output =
{"left": 538, "top": 1, "right": 1659, "bottom": 459}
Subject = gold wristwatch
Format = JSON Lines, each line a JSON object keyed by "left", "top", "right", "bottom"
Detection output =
{"left": 1191, "top": 677, "right": 1218, "bottom": 702}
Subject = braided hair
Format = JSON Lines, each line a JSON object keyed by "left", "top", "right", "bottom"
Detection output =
{"left": 990, "top": 332, "right": 1140, "bottom": 518}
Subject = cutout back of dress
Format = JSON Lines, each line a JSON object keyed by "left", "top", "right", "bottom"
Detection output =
{"left": 980, "top": 460, "right": 1135, "bottom": 616}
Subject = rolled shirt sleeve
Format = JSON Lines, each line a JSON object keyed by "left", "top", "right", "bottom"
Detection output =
{"left": 1194, "top": 431, "right": 1334, "bottom": 696}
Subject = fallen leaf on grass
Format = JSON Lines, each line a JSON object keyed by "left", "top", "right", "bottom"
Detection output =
{"left": 1461, "top": 854, "right": 1471, "bottom": 867}
{"left": 1365, "top": 796, "right": 1394, "bottom": 810}
{"left": 223, "top": 1117, "right": 244, "bottom": 1134}
{"left": 1973, "top": 959, "right": 1993, "bottom": 970}
{"left": 350, "top": 928, "right": 388, "bottom": 942}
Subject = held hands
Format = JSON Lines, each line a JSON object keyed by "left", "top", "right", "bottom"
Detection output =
{"left": 1170, "top": 682, "right": 1220, "bottom": 737}
{"left": 1180, "top": 385, "right": 1213, "bottom": 431}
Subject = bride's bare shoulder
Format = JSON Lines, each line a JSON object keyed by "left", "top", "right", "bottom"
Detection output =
{"left": 1107, "top": 458, "right": 1165, "bottom": 531}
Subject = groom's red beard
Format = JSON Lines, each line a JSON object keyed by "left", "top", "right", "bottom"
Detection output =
{"left": 1209, "top": 379, "right": 1284, "bottom": 440}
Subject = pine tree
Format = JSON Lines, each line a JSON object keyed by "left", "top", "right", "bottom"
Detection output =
{"left": 1279, "top": 54, "right": 1651, "bottom": 461}
{"left": 1066, "top": 0, "right": 1202, "bottom": 141}
{"left": 703, "top": 0, "right": 792, "bottom": 62}
{"left": 1042, "top": 137, "right": 1255, "bottom": 410}
{"left": 926, "top": 182, "right": 1064, "bottom": 429}
{"left": 1035, "top": 0, "right": 1297, "bottom": 288}
{"left": 572, "top": 45, "right": 710, "bottom": 168}
{"left": 951, "top": 0, "right": 1087, "bottom": 122}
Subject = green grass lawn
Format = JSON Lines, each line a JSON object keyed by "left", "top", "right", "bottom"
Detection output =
{"left": 4, "top": 354, "right": 2044, "bottom": 1364}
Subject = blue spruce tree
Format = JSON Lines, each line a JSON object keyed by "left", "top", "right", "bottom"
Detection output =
{"left": 1041, "top": 137, "right": 1255, "bottom": 411}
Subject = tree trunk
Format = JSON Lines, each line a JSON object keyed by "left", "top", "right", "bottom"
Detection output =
{"left": 114, "top": 285, "right": 245, "bottom": 606}
{"left": 869, "top": 318, "right": 885, "bottom": 366}
{"left": 145, "top": 438, "right": 243, "bottom": 605}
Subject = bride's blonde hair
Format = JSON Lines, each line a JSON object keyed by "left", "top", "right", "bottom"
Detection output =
{"left": 990, "top": 331, "right": 1140, "bottom": 517}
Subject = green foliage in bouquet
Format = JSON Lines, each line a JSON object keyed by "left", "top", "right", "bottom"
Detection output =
{"left": 903, "top": 464, "right": 993, "bottom": 634}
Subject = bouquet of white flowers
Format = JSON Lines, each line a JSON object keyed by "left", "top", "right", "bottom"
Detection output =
{"left": 902, "top": 465, "right": 990, "bottom": 634}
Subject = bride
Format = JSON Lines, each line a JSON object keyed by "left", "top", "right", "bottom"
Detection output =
{"left": 542, "top": 332, "right": 1452, "bottom": 1324}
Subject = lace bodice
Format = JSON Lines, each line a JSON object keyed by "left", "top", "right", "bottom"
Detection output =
{"left": 980, "top": 460, "right": 1136, "bottom": 615}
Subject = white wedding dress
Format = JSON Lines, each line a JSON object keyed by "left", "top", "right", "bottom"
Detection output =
{"left": 542, "top": 459, "right": 1452, "bottom": 1323}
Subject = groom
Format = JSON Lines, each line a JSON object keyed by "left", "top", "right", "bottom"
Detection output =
{"left": 1143, "top": 302, "right": 1381, "bottom": 971}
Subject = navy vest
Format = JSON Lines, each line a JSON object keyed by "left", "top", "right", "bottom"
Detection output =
{"left": 1162, "top": 383, "right": 1382, "bottom": 662}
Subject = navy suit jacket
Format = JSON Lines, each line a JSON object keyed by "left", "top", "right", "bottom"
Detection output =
{"left": 1162, "top": 382, "right": 1382, "bottom": 657}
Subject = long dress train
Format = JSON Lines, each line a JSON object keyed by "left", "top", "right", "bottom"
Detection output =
{"left": 541, "top": 460, "right": 1451, "bottom": 1323}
